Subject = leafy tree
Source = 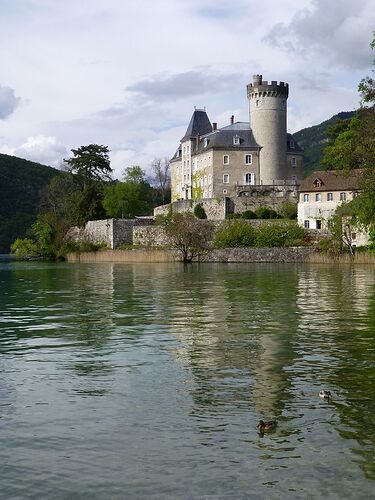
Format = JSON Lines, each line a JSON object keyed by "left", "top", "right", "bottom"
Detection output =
{"left": 103, "top": 166, "right": 152, "bottom": 218}
{"left": 64, "top": 144, "right": 112, "bottom": 189}
{"left": 321, "top": 34, "right": 375, "bottom": 230}
{"left": 164, "top": 213, "right": 213, "bottom": 263}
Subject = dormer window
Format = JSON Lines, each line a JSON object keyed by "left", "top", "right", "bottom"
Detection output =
{"left": 313, "top": 178, "right": 324, "bottom": 188}
{"left": 290, "top": 140, "right": 295, "bottom": 149}
{"left": 233, "top": 135, "right": 240, "bottom": 145}
{"left": 204, "top": 138, "right": 209, "bottom": 148}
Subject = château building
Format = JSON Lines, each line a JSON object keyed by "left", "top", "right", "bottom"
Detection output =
{"left": 170, "top": 75, "right": 303, "bottom": 202}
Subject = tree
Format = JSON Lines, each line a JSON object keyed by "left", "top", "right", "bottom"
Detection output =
{"left": 321, "top": 34, "right": 375, "bottom": 229}
{"left": 151, "top": 157, "right": 171, "bottom": 204}
{"left": 64, "top": 144, "right": 112, "bottom": 189}
{"left": 103, "top": 166, "right": 152, "bottom": 218}
{"left": 164, "top": 213, "right": 213, "bottom": 263}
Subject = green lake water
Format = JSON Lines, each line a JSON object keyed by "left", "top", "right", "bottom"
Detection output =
{"left": 0, "top": 261, "right": 374, "bottom": 499}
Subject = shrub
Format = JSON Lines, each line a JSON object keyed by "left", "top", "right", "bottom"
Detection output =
{"left": 10, "top": 238, "right": 39, "bottom": 258}
{"left": 279, "top": 201, "right": 297, "bottom": 220}
{"left": 242, "top": 210, "right": 257, "bottom": 219}
{"left": 255, "top": 222, "right": 306, "bottom": 247}
{"left": 194, "top": 204, "right": 207, "bottom": 219}
{"left": 214, "top": 220, "right": 256, "bottom": 248}
{"left": 226, "top": 213, "right": 243, "bottom": 219}
{"left": 282, "top": 222, "right": 306, "bottom": 246}
{"left": 255, "top": 223, "right": 285, "bottom": 247}
{"left": 255, "top": 206, "right": 279, "bottom": 219}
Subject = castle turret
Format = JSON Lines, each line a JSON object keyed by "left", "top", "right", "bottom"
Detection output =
{"left": 247, "top": 75, "right": 289, "bottom": 185}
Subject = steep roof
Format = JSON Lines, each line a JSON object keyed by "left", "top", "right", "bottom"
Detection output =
{"left": 299, "top": 169, "right": 363, "bottom": 192}
{"left": 181, "top": 109, "right": 212, "bottom": 142}
{"left": 193, "top": 122, "right": 259, "bottom": 153}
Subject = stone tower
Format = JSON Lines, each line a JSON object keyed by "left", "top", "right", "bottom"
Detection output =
{"left": 247, "top": 75, "right": 289, "bottom": 185}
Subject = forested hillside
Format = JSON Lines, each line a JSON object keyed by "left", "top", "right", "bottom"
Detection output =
{"left": 294, "top": 111, "right": 355, "bottom": 175}
{"left": 0, "top": 154, "right": 59, "bottom": 253}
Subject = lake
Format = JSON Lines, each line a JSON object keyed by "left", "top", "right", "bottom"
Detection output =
{"left": 0, "top": 261, "right": 374, "bottom": 499}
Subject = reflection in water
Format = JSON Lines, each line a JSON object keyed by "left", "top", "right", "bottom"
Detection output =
{"left": 0, "top": 261, "right": 374, "bottom": 498}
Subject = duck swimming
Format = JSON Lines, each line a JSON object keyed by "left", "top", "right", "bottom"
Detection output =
{"left": 319, "top": 390, "right": 332, "bottom": 399}
{"left": 257, "top": 419, "right": 278, "bottom": 432}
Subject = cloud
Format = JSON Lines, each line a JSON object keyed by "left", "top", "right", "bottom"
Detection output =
{"left": 125, "top": 69, "right": 244, "bottom": 102}
{"left": 1, "top": 135, "right": 67, "bottom": 167}
{"left": 265, "top": 0, "right": 375, "bottom": 69}
{"left": 0, "top": 85, "right": 20, "bottom": 119}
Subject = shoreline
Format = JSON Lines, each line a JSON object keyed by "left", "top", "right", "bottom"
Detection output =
{"left": 66, "top": 247, "right": 375, "bottom": 264}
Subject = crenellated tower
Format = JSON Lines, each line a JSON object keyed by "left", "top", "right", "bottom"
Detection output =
{"left": 247, "top": 75, "right": 289, "bottom": 185}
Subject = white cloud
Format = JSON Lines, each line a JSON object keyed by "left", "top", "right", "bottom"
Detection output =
{"left": 1, "top": 135, "right": 67, "bottom": 167}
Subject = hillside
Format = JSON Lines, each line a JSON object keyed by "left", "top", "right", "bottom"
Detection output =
{"left": 294, "top": 111, "right": 355, "bottom": 176}
{"left": 0, "top": 154, "right": 59, "bottom": 253}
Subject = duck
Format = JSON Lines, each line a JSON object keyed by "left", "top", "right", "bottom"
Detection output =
{"left": 257, "top": 419, "right": 278, "bottom": 432}
{"left": 319, "top": 389, "right": 332, "bottom": 399}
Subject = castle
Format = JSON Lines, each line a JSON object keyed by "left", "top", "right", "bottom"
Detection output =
{"left": 169, "top": 75, "right": 303, "bottom": 213}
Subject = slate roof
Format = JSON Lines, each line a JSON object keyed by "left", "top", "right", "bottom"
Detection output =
{"left": 299, "top": 169, "right": 363, "bottom": 192}
{"left": 180, "top": 109, "right": 212, "bottom": 142}
{"left": 193, "top": 122, "right": 259, "bottom": 154}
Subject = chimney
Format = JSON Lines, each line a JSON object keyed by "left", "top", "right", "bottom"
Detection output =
{"left": 230, "top": 115, "right": 234, "bottom": 125}
{"left": 212, "top": 122, "right": 217, "bottom": 131}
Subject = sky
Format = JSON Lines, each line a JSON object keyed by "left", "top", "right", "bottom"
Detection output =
{"left": 0, "top": 0, "right": 374, "bottom": 179}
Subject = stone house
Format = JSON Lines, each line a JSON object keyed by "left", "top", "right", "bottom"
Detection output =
{"left": 297, "top": 169, "right": 369, "bottom": 246}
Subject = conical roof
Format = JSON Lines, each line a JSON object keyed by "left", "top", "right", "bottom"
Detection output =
{"left": 181, "top": 109, "right": 212, "bottom": 141}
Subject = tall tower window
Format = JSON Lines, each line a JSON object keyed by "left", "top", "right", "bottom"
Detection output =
{"left": 223, "top": 174, "right": 229, "bottom": 183}
{"left": 291, "top": 157, "right": 296, "bottom": 167}
{"left": 223, "top": 155, "right": 229, "bottom": 165}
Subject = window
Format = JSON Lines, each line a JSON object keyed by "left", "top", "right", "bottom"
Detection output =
{"left": 290, "top": 140, "right": 295, "bottom": 149}
{"left": 233, "top": 135, "right": 240, "bottom": 145}
{"left": 204, "top": 138, "right": 208, "bottom": 148}
{"left": 244, "top": 173, "right": 255, "bottom": 185}
{"left": 303, "top": 194, "right": 309, "bottom": 202}
{"left": 340, "top": 192, "right": 346, "bottom": 201}
{"left": 223, "top": 174, "right": 229, "bottom": 183}
{"left": 304, "top": 220, "right": 310, "bottom": 228}
{"left": 245, "top": 154, "right": 252, "bottom": 165}
{"left": 291, "top": 157, "right": 296, "bottom": 167}
{"left": 327, "top": 192, "right": 333, "bottom": 201}
{"left": 223, "top": 155, "right": 229, "bottom": 165}
{"left": 316, "top": 220, "right": 322, "bottom": 230}
{"left": 256, "top": 100, "right": 260, "bottom": 107}
{"left": 352, "top": 233, "right": 356, "bottom": 241}
{"left": 315, "top": 193, "right": 322, "bottom": 202}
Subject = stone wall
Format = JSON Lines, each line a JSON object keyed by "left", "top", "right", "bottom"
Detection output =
{"left": 234, "top": 185, "right": 298, "bottom": 213}
{"left": 155, "top": 187, "right": 298, "bottom": 220}
{"left": 70, "top": 218, "right": 154, "bottom": 249}
{"left": 154, "top": 198, "right": 225, "bottom": 220}
{"left": 133, "top": 226, "right": 170, "bottom": 247}
{"left": 67, "top": 246, "right": 317, "bottom": 263}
